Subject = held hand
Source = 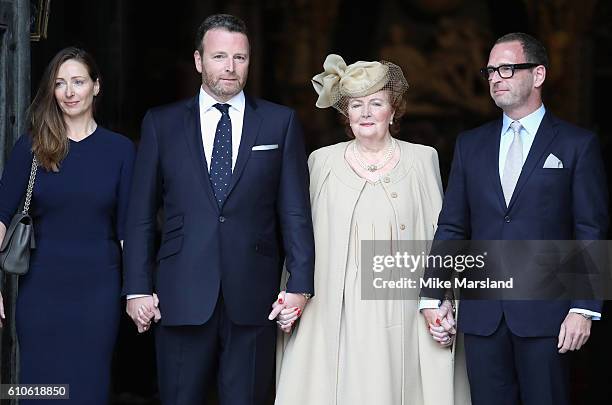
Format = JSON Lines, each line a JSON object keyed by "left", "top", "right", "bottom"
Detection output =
{"left": 421, "top": 302, "right": 455, "bottom": 333}
{"left": 268, "top": 291, "right": 294, "bottom": 333}
{"left": 421, "top": 302, "right": 455, "bottom": 347}
{"left": 0, "top": 292, "right": 4, "bottom": 328}
{"left": 136, "top": 305, "right": 156, "bottom": 332}
{"left": 439, "top": 300, "right": 457, "bottom": 335}
{"left": 278, "top": 292, "right": 308, "bottom": 333}
{"left": 152, "top": 293, "right": 162, "bottom": 322}
{"left": 268, "top": 290, "right": 287, "bottom": 321}
{"left": 138, "top": 293, "right": 162, "bottom": 332}
{"left": 127, "top": 296, "right": 157, "bottom": 333}
{"left": 268, "top": 291, "right": 308, "bottom": 334}
{"left": 277, "top": 304, "right": 302, "bottom": 334}
{"left": 283, "top": 292, "right": 308, "bottom": 314}
{"left": 558, "top": 313, "right": 591, "bottom": 353}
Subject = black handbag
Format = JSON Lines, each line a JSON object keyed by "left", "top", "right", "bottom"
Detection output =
{"left": 0, "top": 156, "right": 38, "bottom": 275}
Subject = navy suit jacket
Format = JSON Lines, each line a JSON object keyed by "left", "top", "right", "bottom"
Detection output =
{"left": 123, "top": 94, "right": 315, "bottom": 326}
{"left": 422, "top": 111, "right": 608, "bottom": 337}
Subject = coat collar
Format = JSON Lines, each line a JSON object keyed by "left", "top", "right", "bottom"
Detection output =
{"left": 184, "top": 95, "right": 219, "bottom": 212}
{"left": 486, "top": 119, "right": 506, "bottom": 212}
{"left": 225, "top": 95, "right": 261, "bottom": 199}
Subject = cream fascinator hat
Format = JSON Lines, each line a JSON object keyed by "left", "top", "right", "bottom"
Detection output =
{"left": 312, "top": 54, "right": 409, "bottom": 116}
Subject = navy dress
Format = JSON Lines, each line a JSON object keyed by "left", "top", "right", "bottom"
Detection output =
{"left": 0, "top": 127, "right": 135, "bottom": 404}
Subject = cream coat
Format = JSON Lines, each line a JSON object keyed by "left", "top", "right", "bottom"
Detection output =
{"left": 276, "top": 140, "right": 470, "bottom": 405}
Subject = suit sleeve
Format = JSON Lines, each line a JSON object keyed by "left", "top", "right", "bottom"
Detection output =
{"left": 570, "top": 133, "right": 608, "bottom": 313}
{"left": 276, "top": 110, "right": 315, "bottom": 295}
{"left": 572, "top": 133, "right": 608, "bottom": 240}
{"left": 122, "top": 111, "right": 162, "bottom": 295}
{"left": 420, "top": 135, "right": 471, "bottom": 300}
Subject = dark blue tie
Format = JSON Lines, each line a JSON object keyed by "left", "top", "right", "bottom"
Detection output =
{"left": 209, "top": 103, "right": 232, "bottom": 207}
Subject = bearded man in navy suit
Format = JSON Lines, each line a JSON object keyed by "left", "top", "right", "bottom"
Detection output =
{"left": 122, "top": 14, "right": 314, "bottom": 405}
{"left": 420, "top": 32, "right": 608, "bottom": 405}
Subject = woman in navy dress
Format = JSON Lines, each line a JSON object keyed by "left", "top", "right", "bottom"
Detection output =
{"left": 0, "top": 47, "right": 134, "bottom": 404}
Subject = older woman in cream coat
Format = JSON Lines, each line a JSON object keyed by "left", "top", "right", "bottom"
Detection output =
{"left": 273, "top": 55, "right": 470, "bottom": 405}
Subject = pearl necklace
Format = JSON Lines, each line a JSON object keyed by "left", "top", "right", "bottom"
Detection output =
{"left": 352, "top": 138, "right": 396, "bottom": 172}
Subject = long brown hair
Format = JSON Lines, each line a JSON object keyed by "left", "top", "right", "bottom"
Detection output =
{"left": 28, "top": 47, "right": 101, "bottom": 171}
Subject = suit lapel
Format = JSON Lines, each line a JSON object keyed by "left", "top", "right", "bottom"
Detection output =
{"left": 507, "top": 111, "right": 557, "bottom": 210}
{"left": 486, "top": 119, "right": 507, "bottom": 212}
{"left": 183, "top": 96, "right": 219, "bottom": 213}
{"left": 225, "top": 96, "right": 262, "bottom": 199}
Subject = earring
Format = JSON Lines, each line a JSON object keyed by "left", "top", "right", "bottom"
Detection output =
{"left": 390, "top": 120, "right": 393, "bottom": 125}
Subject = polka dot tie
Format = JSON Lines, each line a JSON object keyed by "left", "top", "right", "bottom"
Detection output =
{"left": 209, "top": 103, "right": 232, "bottom": 207}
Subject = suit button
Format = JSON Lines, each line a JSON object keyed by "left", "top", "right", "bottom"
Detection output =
{"left": 400, "top": 224, "right": 406, "bottom": 230}
{"left": 219, "top": 216, "right": 226, "bottom": 223}
{"left": 391, "top": 192, "right": 398, "bottom": 198}
{"left": 504, "top": 216, "right": 511, "bottom": 223}
{"left": 384, "top": 177, "right": 391, "bottom": 183}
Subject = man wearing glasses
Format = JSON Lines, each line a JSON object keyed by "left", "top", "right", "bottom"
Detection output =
{"left": 421, "top": 33, "right": 607, "bottom": 404}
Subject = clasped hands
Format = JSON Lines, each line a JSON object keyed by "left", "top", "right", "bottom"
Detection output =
{"left": 126, "top": 293, "right": 161, "bottom": 333}
{"left": 421, "top": 300, "right": 456, "bottom": 347}
{"left": 127, "top": 291, "right": 307, "bottom": 334}
{"left": 268, "top": 290, "right": 308, "bottom": 334}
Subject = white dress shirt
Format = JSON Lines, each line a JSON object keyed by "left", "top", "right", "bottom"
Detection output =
{"left": 498, "top": 104, "right": 544, "bottom": 179}
{"left": 199, "top": 87, "right": 245, "bottom": 171}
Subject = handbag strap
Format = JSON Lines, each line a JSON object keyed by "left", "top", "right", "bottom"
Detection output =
{"left": 21, "top": 155, "right": 38, "bottom": 215}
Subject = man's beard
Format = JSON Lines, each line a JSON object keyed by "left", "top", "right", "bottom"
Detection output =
{"left": 203, "top": 72, "right": 246, "bottom": 99}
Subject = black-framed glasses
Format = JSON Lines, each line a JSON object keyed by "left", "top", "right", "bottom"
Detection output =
{"left": 479, "top": 63, "right": 540, "bottom": 80}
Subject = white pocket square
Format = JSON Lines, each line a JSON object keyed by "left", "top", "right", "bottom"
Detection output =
{"left": 543, "top": 153, "right": 563, "bottom": 169}
{"left": 252, "top": 144, "right": 279, "bottom": 151}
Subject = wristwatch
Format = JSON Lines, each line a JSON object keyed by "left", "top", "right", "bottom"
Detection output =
{"left": 579, "top": 313, "right": 593, "bottom": 320}
{"left": 301, "top": 293, "right": 312, "bottom": 300}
